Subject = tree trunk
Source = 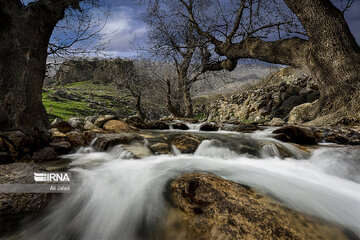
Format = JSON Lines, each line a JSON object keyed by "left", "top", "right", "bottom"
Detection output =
{"left": 135, "top": 96, "right": 146, "bottom": 120}
{"left": 165, "top": 79, "right": 183, "bottom": 118}
{"left": 284, "top": 0, "right": 360, "bottom": 123}
{"left": 0, "top": 1, "right": 77, "bottom": 140}
{"left": 204, "top": 0, "right": 360, "bottom": 124}
{"left": 179, "top": 71, "right": 193, "bottom": 118}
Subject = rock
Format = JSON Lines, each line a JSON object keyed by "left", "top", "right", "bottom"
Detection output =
{"left": 172, "top": 122, "right": 189, "bottom": 130}
{"left": 49, "top": 140, "right": 73, "bottom": 155}
{"left": 168, "top": 134, "right": 201, "bottom": 154}
{"left": 272, "top": 126, "right": 320, "bottom": 144}
{"left": 280, "top": 95, "right": 306, "bottom": 113}
{"left": 234, "top": 105, "right": 249, "bottom": 119}
{"left": 299, "top": 87, "right": 314, "bottom": 97}
{"left": 267, "top": 117, "right": 286, "bottom": 126}
{"left": 94, "top": 115, "right": 115, "bottom": 128}
{"left": 288, "top": 101, "right": 318, "bottom": 124}
{"left": 125, "top": 115, "right": 144, "bottom": 128}
{"left": 66, "top": 131, "right": 87, "bottom": 147}
{"left": 32, "top": 147, "right": 58, "bottom": 162}
{"left": 85, "top": 115, "right": 98, "bottom": 123}
{"left": 83, "top": 121, "right": 100, "bottom": 131}
{"left": 67, "top": 117, "right": 84, "bottom": 129}
{"left": 286, "top": 84, "right": 301, "bottom": 95}
{"left": 93, "top": 133, "right": 144, "bottom": 151}
{"left": 50, "top": 118, "right": 72, "bottom": 133}
{"left": 0, "top": 152, "right": 12, "bottom": 164}
{"left": 49, "top": 128, "right": 66, "bottom": 138}
{"left": 141, "top": 121, "right": 170, "bottom": 130}
{"left": 103, "top": 120, "right": 133, "bottom": 133}
{"left": 234, "top": 123, "right": 259, "bottom": 133}
{"left": 325, "top": 128, "right": 360, "bottom": 145}
{"left": 0, "top": 163, "right": 52, "bottom": 215}
{"left": 199, "top": 122, "right": 219, "bottom": 131}
{"left": 149, "top": 142, "right": 171, "bottom": 155}
{"left": 165, "top": 173, "right": 347, "bottom": 240}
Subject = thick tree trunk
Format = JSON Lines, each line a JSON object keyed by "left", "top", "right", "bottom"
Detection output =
{"left": 284, "top": 0, "right": 360, "bottom": 122}
{"left": 0, "top": 1, "right": 77, "bottom": 140}
{"left": 204, "top": 0, "right": 360, "bottom": 124}
{"left": 178, "top": 72, "right": 193, "bottom": 118}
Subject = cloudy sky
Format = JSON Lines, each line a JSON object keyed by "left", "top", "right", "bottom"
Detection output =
{"left": 102, "top": 0, "right": 360, "bottom": 58}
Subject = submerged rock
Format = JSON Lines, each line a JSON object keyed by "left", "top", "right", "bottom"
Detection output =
{"left": 164, "top": 173, "right": 347, "bottom": 240}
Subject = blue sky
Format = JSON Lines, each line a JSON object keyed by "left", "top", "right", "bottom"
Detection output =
{"left": 20, "top": 0, "right": 360, "bottom": 58}
{"left": 103, "top": 0, "right": 360, "bottom": 58}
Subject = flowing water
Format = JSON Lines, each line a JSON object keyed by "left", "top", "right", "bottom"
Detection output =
{"left": 3, "top": 128, "right": 360, "bottom": 240}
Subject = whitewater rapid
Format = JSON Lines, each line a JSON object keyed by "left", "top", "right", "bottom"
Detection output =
{"left": 3, "top": 130, "right": 360, "bottom": 240}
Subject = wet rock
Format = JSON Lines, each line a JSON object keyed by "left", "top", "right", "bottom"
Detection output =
{"left": 94, "top": 115, "right": 115, "bottom": 128}
{"left": 32, "top": 147, "right": 58, "bottom": 162}
{"left": 199, "top": 122, "right": 219, "bottom": 131}
{"left": 85, "top": 115, "right": 98, "bottom": 123}
{"left": 103, "top": 120, "right": 133, "bottom": 133}
{"left": 67, "top": 117, "right": 84, "bottom": 129}
{"left": 0, "top": 163, "right": 53, "bottom": 215}
{"left": 325, "top": 128, "right": 360, "bottom": 145}
{"left": 165, "top": 173, "right": 347, "bottom": 240}
{"left": 273, "top": 126, "right": 320, "bottom": 145}
{"left": 172, "top": 122, "right": 189, "bottom": 130}
{"left": 65, "top": 131, "right": 87, "bottom": 147}
{"left": 234, "top": 123, "right": 259, "bottom": 133}
{"left": 141, "top": 121, "right": 170, "bottom": 130}
{"left": 148, "top": 143, "right": 171, "bottom": 155}
{"left": 168, "top": 134, "right": 201, "bottom": 154}
{"left": 93, "top": 133, "right": 144, "bottom": 151}
{"left": 51, "top": 118, "right": 72, "bottom": 133}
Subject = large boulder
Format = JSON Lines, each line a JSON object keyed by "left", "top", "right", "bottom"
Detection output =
{"left": 0, "top": 163, "right": 52, "bottom": 215}
{"left": 272, "top": 126, "right": 321, "bottom": 145}
{"left": 168, "top": 134, "right": 201, "bottom": 154}
{"left": 288, "top": 101, "right": 318, "bottom": 125}
{"left": 103, "top": 120, "right": 133, "bottom": 133}
{"left": 164, "top": 173, "right": 347, "bottom": 240}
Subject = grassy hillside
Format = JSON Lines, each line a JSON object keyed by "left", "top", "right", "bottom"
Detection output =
{"left": 42, "top": 81, "right": 135, "bottom": 122}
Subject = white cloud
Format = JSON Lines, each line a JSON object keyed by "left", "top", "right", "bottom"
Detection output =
{"left": 101, "top": 6, "right": 147, "bottom": 57}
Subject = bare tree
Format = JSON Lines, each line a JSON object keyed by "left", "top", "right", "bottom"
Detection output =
{"left": 177, "top": 0, "right": 360, "bottom": 124}
{"left": 141, "top": 0, "right": 214, "bottom": 117}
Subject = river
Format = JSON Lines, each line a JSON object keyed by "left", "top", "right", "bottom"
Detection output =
{"left": 3, "top": 127, "right": 360, "bottom": 239}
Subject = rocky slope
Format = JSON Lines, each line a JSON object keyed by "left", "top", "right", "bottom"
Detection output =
{"left": 202, "top": 68, "right": 320, "bottom": 125}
